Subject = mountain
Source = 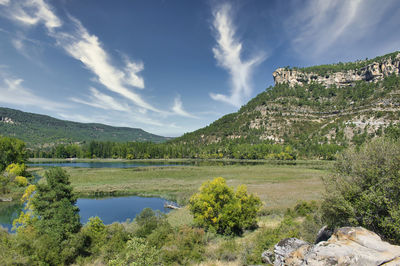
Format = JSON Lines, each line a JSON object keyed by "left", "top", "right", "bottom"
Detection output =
{"left": 0, "top": 107, "right": 169, "bottom": 146}
{"left": 175, "top": 51, "right": 400, "bottom": 147}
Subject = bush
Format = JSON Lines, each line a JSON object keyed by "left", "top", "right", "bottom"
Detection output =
{"left": 134, "top": 208, "right": 168, "bottom": 238}
{"left": 244, "top": 216, "right": 300, "bottom": 264}
{"left": 322, "top": 137, "right": 400, "bottom": 243}
{"left": 14, "top": 176, "right": 28, "bottom": 187}
{"left": 189, "top": 177, "right": 261, "bottom": 235}
{"left": 161, "top": 226, "right": 206, "bottom": 265}
{"left": 82, "top": 216, "right": 107, "bottom": 255}
{"left": 5, "top": 163, "right": 26, "bottom": 177}
{"left": 109, "top": 237, "right": 159, "bottom": 266}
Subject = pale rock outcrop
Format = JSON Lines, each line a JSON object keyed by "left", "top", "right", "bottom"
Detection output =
{"left": 270, "top": 227, "right": 400, "bottom": 266}
{"left": 273, "top": 53, "right": 400, "bottom": 88}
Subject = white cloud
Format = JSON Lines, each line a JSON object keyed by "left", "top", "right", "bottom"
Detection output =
{"left": 70, "top": 87, "right": 130, "bottom": 112}
{"left": 209, "top": 3, "right": 265, "bottom": 107}
{"left": 5, "top": 0, "right": 61, "bottom": 30}
{"left": 287, "top": 0, "right": 400, "bottom": 60}
{"left": 172, "top": 95, "right": 198, "bottom": 118}
{"left": 0, "top": 76, "right": 68, "bottom": 110}
{"left": 0, "top": 0, "right": 10, "bottom": 6}
{"left": 2, "top": 0, "right": 162, "bottom": 114}
{"left": 52, "top": 17, "right": 160, "bottom": 113}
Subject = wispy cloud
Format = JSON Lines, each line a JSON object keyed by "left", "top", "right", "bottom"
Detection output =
{"left": 209, "top": 3, "right": 265, "bottom": 107}
{"left": 0, "top": 0, "right": 10, "bottom": 6}
{"left": 0, "top": 75, "right": 68, "bottom": 110}
{"left": 4, "top": 0, "right": 61, "bottom": 30}
{"left": 172, "top": 95, "right": 198, "bottom": 119}
{"left": 70, "top": 87, "right": 130, "bottom": 112}
{"left": 2, "top": 0, "right": 161, "bottom": 113}
{"left": 52, "top": 17, "right": 160, "bottom": 113}
{"left": 286, "top": 0, "right": 400, "bottom": 61}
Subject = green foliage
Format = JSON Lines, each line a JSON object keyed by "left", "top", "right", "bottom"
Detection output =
{"left": 82, "top": 216, "right": 107, "bottom": 255}
{"left": 244, "top": 216, "right": 300, "bottom": 264}
{"left": 14, "top": 176, "right": 28, "bottom": 187}
{"left": 286, "top": 200, "right": 318, "bottom": 217}
{"left": 5, "top": 163, "right": 26, "bottom": 177}
{"left": 134, "top": 207, "right": 169, "bottom": 238}
{"left": 0, "top": 136, "right": 27, "bottom": 171}
{"left": 322, "top": 137, "right": 400, "bottom": 243}
{"left": 161, "top": 226, "right": 206, "bottom": 265}
{"left": 32, "top": 167, "right": 81, "bottom": 241}
{"left": 0, "top": 107, "right": 169, "bottom": 147}
{"left": 189, "top": 177, "right": 261, "bottom": 235}
{"left": 294, "top": 51, "right": 399, "bottom": 75}
{"left": 109, "top": 237, "right": 159, "bottom": 266}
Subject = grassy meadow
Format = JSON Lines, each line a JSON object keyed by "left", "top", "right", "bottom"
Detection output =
{"left": 56, "top": 161, "right": 332, "bottom": 209}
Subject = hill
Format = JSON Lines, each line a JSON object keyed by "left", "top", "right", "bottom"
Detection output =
{"left": 175, "top": 51, "right": 400, "bottom": 151}
{"left": 0, "top": 107, "right": 169, "bottom": 147}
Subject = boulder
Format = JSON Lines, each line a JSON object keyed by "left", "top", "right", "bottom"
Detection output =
{"left": 268, "top": 227, "right": 400, "bottom": 266}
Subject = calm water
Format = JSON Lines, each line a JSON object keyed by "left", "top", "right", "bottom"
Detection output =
{"left": 28, "top": 160, "right": 267, "bottom": 168}
{"left": 28, "top": 161, "right": 189, "bottom": 168}
{"left": 0, "top": 195, "right": 172, "bottom": 232}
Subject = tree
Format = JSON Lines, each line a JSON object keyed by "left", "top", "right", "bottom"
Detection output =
{"left": 0, "top": 136, "right": 27, "bottom": 171}
{"left": 321, "top": 137, "right": 400, "bottom": 243}
{"left": 189, "top": 177, "right": 261, "bottom": 235}
{"left": 32, "top": 167, "right": 81, "bottom": 240}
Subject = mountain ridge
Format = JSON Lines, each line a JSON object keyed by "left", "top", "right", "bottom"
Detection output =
{"left": 174, "top": 51, "right": 400, "bottom": 150}
{"left": 0, "top": 107, "right": 170, "bottom": 146}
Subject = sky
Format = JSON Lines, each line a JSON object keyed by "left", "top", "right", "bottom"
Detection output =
{"left": 0, "top": 0, "right": 400, "bottom": 137}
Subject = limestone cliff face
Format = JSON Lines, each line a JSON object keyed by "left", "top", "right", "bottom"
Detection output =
{"left": 273, "top": 53, "right": 400, "bottom": 87}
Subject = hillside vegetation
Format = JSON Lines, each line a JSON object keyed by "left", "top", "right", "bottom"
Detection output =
{"left": 0, "top": 107, "right": 169, "bottom": 147}
{"left": 175, "top": 53, "right": 400, "bottom": 156}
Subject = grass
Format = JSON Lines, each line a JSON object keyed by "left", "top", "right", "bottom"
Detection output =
{"left": 61, "top": 162, "right": 331, "bottom": 209}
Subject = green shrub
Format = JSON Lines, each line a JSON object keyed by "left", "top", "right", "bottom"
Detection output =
{"left": 215, "top": 238, "right": 239, "bottom": 262}
{"left": 244, "top": 216, "right": 300, "bottom": 264}
{"left": 109, "top": 237, "right": 159, "bottom": 266}
{"left": 14, "top": 176, "right": 28, "bottom": 187}
{"left": 161, "top": 226, "right": 206, "bottom": 265}
{"left": 5, "top": 163, "right": 26, "bottom": 177}
{"left": 134, "top": 208, "right": 168, "bottom": 238}
{"left": 82, "top": 216, "right": 107, "bottom": 255}
{"left": 322, "top": 137, "right": 400, "bottom": 243}
{"left": 189, "top": 177, "right": 261, "bottom": 235}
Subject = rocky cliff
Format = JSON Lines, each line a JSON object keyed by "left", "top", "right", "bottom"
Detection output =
{"left": 273, "top": 52, "right": 400, "bottom": 87}
{"left": 264, "top": 227, "right": 400, "bottom": 266}
{"left": 174, "top": 51, "right": 400, "bottom": 153}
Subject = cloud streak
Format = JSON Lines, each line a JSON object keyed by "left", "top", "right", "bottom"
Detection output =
{"left": 172, "top": 95, "right": 198, "bottom": 118}
{"left": 286, "top": 0, "right": 400, "bottom": 61}
{"left": 53, "top": 17, "right": 160, "bottom": 112}
{"left": 0, "top": 76, "right": 68, "bottom": 110}
{"left": 209, "top": 3, "right": 265, "bottom": 107}
{"left": 70, "top": 87, "right": 130, "bottom": 112}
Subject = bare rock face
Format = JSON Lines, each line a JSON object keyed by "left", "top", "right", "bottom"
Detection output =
{"left": 273, "top": 53, "right": 400, "bottom": 88}
{"left": 271, "top": 227, "right": 400, "bottom": 266}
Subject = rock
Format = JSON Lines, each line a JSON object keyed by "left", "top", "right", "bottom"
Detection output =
{"left": 272, "top": 53, "right": 400, "bottom": 88}
{"left": 261, "top": 250, "right": 274, "bottom": 265}
{"left": 268, "top": 227, "right": 400, "bottom": 266}
{"left": 273, "top": 238, "right": 310, "bottom": 266}
{"left": 314, "top": 225, "right": 333, "bottom": 244}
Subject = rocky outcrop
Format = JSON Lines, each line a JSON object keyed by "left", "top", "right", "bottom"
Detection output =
{"left": 266, "top": 227, "right": 400, "bottom": 266}
{"left": 273, "top": 53, "right": 400, "bottom": 87}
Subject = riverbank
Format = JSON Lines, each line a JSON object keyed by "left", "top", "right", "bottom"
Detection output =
{"left": 28, "top": 158, "right": 333, "bottom": 168}
{"left": 61, "top": 163, "right": 331, "bottom": 208}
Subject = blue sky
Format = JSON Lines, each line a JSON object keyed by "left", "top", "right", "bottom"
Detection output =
{"left": 0, "top": 0, "right": 400, "bottom": 137}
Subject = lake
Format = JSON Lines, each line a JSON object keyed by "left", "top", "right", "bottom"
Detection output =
{"left": 0, "top": 195, "right": 173, "bottom": 232}
{"left": 27, "top": 160, "right": 267, "bottom": 168}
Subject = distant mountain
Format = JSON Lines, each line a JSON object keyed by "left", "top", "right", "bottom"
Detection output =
{"left": 174, "top": 51, "right": 400, "bottom": 147}
{"left": 0, "top": 107, "right": 170, "bottom": 146}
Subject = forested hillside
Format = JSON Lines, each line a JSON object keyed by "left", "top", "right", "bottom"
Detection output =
{"left": 175, "top": 51, "right": 400, "bottom": 155}
{"left": 0, "top": 107, "right": 169, "bottom": 147}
